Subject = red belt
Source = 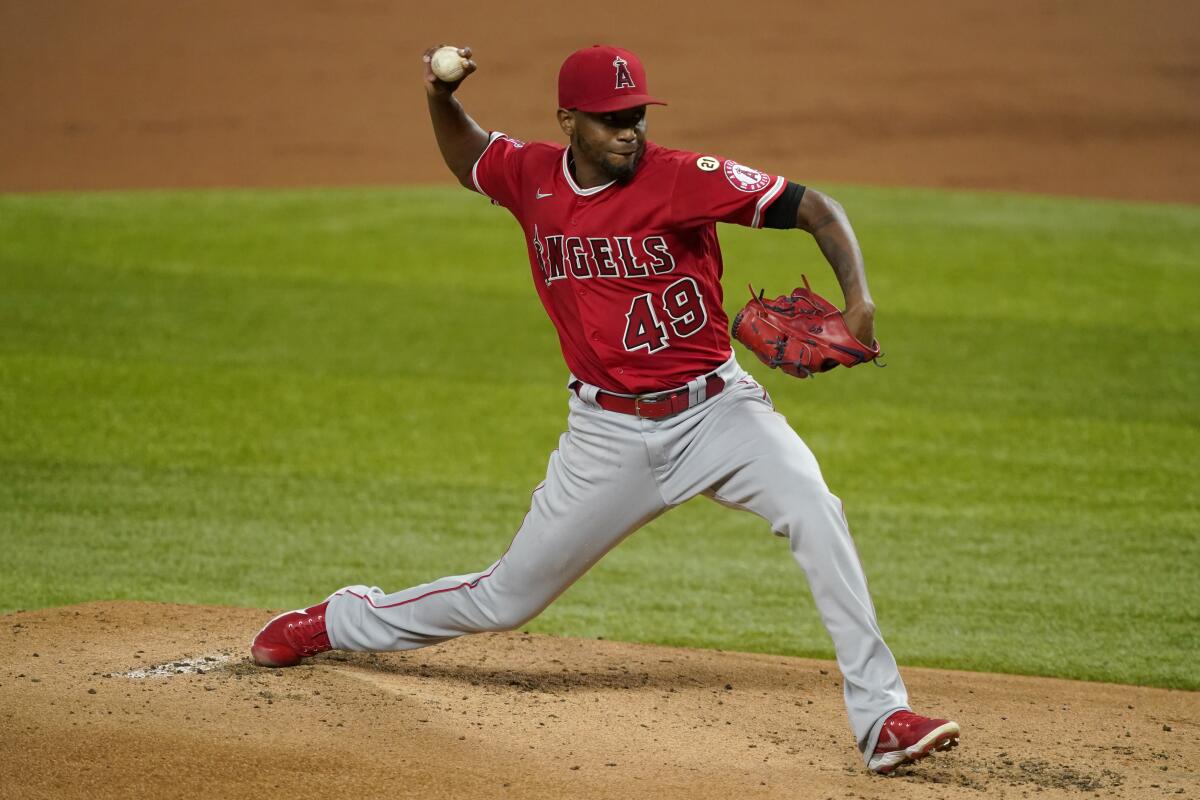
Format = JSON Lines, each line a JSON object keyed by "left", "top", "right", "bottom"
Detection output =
{"left": 573, "top": 375, "right": 726, "bottom": 420}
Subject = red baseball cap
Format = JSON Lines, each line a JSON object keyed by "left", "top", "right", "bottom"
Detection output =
{"left": 558, "top": 45, "right": 667, "bottom": 113}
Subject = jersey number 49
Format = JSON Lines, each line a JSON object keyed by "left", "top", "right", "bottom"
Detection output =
{"left": 622, "top": 277, "right": 707, "bottom": 354}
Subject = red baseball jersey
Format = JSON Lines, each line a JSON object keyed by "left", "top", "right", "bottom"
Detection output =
{"left": 471, "top": 133, "right": 787, "bottom": 393}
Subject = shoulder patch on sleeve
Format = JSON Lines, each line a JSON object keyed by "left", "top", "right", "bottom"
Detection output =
{"left": 696, "top": 155, "right": 720, "bottom": 172}
{"left": 724, "top": 160, "right": 771, "bottom": 193}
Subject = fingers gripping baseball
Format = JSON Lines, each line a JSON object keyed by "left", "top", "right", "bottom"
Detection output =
{"left": 422, "top": 45, "right": 476, "bottom": 96}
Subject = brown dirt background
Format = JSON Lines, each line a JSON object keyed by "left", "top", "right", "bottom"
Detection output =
{"left": 1, "top": 2, "right": 1198, "bottom": 798}
{"left": 1, "top": 0, "right": 1198, "bottom": 201}
{"left": 2, "top": 603, "right": 1198, "bottom": 800}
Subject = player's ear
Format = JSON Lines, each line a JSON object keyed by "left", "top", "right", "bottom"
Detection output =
{"left": 557, "top": 108, "right": 575, "bottom": 137}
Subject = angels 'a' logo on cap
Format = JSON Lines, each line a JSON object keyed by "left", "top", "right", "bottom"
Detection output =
{"left": 613, "top": 56, "right": 636, "bottom": 89}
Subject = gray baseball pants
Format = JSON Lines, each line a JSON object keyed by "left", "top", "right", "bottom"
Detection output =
{"left": 325, "top": 354, "right": 908, "bottom": 760}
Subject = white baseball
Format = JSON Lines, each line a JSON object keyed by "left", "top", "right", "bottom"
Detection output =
{"left": 431, "top": 46, "right": 468, "bottom": 83}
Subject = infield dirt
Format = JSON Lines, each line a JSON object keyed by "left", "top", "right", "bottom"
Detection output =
{"left": 2, "top": 603, "right": 1197, "bottom": 800}
{"left": 2, "top": 1, "right": 1198, "bottom": 798}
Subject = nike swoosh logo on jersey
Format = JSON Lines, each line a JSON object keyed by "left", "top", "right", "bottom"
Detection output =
{"left": 536, "top": 189, "right": 553, "bottom": 199}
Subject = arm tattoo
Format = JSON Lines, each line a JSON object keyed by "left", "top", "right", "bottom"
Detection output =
{"left": 810, "top": 206, "right": 868, "bottom": 303}
{"left": 808, "top": 212, "right": 839, "bottom": 232}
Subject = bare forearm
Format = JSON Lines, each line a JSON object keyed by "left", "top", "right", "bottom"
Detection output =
{"left": 796, "top": 189, "right": 873, "bottom": 308}
{"left": 427, "top": 92, "right": 489, "bottom": 187}
{"left": 421, "top": 45, "right": 488, "bottom": 187}
{"left": 795, "top": 188, "right": 876, "bottom": 344}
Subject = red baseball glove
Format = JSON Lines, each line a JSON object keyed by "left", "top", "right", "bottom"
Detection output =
{"left": 731, "top": 276, "right": 881, "bottom": 378}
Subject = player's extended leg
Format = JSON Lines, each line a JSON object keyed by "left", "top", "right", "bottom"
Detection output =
{"left": 657, "top": 375, "right": 911, "bottom": 761}
{"left": 321, "top": 395, "right": 667, "bottom": 652}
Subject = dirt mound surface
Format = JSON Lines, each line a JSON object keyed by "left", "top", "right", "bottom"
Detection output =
{"left": 1, "top": 602, "right": 1195, "bottom": 799}
{"left": 2, "top": 1, "right": 1198, "bottom": 202}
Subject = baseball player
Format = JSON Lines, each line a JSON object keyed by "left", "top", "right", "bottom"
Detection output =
{"left": 251, "top": 44, "right": 961, "bottom": 774}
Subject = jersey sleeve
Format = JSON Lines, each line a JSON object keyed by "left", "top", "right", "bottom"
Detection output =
{"left": 469, "top": 132, "right": 528, "bottom": 210}
{"left": 667, "top": 153, "right": 788, "bottom": 229}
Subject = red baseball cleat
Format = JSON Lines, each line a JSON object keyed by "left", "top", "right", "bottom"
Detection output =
{"left": 867, "top": 710, "right": 960, "bottom": 774}
{"left": 250, "top": 601, "right": 332, "bottom": 667}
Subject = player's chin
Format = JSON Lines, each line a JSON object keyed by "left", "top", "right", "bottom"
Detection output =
{"left": 603, "top": 151, "right": 642, "bottom": 183}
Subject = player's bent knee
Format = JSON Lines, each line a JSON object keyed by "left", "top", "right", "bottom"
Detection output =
{"left": 778, "top": 472, "right": 834, "bottom": 508}
{"left": 468, "top": 590, "right": 550, "bottom": 632}
{"left": 775, "top": 483, "right": 848, "bottom": 541}
{"left": 482, "top": 603, "right": 545, "bottom": 632}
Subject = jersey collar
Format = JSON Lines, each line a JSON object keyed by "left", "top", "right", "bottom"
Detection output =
{"left": 562, "top": 148, "right": 616, "bottom": 196}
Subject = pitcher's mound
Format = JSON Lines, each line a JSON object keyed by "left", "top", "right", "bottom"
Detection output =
{"left": 1, "top": 602, "right": 1195, "bottom": 799}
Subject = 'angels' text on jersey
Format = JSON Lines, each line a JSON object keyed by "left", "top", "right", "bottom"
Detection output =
{"left": 531, "top": 227, "right": 676, "bottom": 283}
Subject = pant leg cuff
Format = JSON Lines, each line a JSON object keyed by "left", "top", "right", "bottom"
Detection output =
{"left": 861, "top": 705, "right": 910, "bottom": 766}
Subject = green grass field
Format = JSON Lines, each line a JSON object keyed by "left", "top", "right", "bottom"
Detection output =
{"left": 1, "top": 185, "right": 1197, "bottom": 690}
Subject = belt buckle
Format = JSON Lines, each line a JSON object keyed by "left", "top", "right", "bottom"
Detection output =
{"left": 634, "top": 390, "right": 672, "bottom": 419}
{"left": 633, "top": 392, "right": 658, "bottom": 418}
{"left": 633, "top": 394, "right": 657, "bottom": 418}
